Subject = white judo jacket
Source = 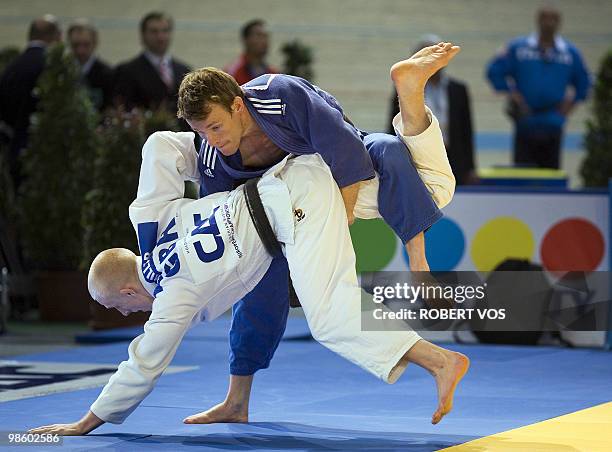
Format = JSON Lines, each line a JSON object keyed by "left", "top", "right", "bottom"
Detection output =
{"left": 90, "top": 132, "right": 294, "bottom": 423}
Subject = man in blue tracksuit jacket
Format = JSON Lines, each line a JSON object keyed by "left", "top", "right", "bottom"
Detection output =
{"left": 486, "top": 5, "right": 590, "bottom": 169}
{"left": 177, "top": 43, "right": 460, "bottom": 423}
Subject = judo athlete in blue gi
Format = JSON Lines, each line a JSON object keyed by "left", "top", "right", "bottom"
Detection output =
{"left": 176, "top": 42, "right": 460, "bottom": 424}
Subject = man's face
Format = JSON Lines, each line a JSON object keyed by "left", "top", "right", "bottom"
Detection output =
{"left": 69, "top": 29, "right": 96, "bottom": 65}
{"left": 244, "top": 24, "right": 269, "bottom": 58}
{"left": 537, "top": 8, "right": 561, "bottom": 37}
{"left": 187, "top": 99, "right": 245, "bottom": 156}
{"left": 142, "top": 18, "right": 172, "bottom": 56}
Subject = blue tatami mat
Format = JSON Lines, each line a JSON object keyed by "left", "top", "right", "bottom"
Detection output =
{"left": 2, "top": 337, "right": 612, "bottom": 451}
{"left": 75, "top": 315, "right": 312, "bottom": 344}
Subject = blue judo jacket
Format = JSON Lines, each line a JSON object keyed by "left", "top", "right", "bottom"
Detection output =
{"left": 198, "top": 73, "right": 375, "bottom": 197}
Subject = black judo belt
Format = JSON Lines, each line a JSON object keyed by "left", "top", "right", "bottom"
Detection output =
{"left": 243, "top": 177, "right": 302, "bottom": 308}
{"left": 243, "top": 177, "right": 283, "bottom": 259}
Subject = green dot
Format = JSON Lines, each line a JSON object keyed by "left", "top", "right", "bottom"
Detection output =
{"left": 349, "top": 218, "right": 397, "bottom": 273}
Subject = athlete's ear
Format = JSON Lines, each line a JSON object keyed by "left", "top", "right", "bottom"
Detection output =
{"left": 232, "top": 96, "right": 244, "bottom": 113}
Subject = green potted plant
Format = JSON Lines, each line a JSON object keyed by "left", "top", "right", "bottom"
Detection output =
{"left": 580, "top": 49, "right": 612, "bottom": 187}
{"left": 281, "top": 39, "right": 314, "bottom": 81}
{"left": 17, "top": 43, "right": 98, "bottom": 321}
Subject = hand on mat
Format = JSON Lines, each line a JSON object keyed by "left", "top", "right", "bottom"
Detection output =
{"left": 28, "top": 422, "right": 87, "bottom": 436}
{"left": 29, "top": 410, "right": 104, "bottom": 436}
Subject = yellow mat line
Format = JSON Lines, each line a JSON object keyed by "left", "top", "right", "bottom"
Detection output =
{"left": 440, "top": 401, "right": 612, "bottom": 452}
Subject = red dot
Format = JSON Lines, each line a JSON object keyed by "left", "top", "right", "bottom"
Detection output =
{"left": 541, "top": 218, "right": 605, "bottom": 272}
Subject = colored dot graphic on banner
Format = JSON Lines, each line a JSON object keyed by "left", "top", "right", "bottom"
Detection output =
{"left": 349, "top": 218, "right": 396, "bottom": 273}
{"left": 426, "top": 218, "right": 466, "bottom": 270}
{"left": 401, "top": 218, "right": 465, "bottom": 271}
{"left": 540, "top": 218, "right": 605, "bottom": 271}
{"left": 470, "top": 217, "right": 535, "bottom": 271}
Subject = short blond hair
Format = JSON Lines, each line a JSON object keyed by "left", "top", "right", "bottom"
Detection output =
{"left": 177, "top": 67, "right": 244, "bottom": 121}
{"left": 88, "top": 248, "right": 138, "bottom": 302}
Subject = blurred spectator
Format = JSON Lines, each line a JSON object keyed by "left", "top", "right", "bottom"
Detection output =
{"left": 112, "top": 11, "right": 191, "bottom": 116}
{"left": 224, "top": 19, "right": 277, "bottom": 85}
{"left": 67, "top": 19, "right": 113, "bottom": 112}
{"left": 388, "top": 35, "right": 477, "bottom": 185}
{"left": 0, "top": 14, "right": 61, "bottom": 188}
{"left": 486, "top": 5, "right": 591, "bottom": 169}
{"left": 0, "top": 47, "right": 20, "bottom": 74}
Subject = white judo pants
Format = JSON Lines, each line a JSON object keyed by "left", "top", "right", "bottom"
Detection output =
{"left": 277, "top": 155, "right": 421, "bottom": 383}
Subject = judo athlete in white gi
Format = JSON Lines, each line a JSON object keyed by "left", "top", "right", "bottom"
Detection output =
{"left": 178, "top": 42, "right": 461, "bottom": 424}
{"left": 29, "top": 131, "right": 468, "bottom": 436}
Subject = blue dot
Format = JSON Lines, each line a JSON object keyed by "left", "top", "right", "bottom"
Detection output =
{"left": 403, "top": 218, "right": 465, "bottom": 270}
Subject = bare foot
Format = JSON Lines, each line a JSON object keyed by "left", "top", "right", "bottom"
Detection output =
{"left": 431, "top": 351, "right": 470, "bottom": 424}
{"left": 183, "top": 401, "right": 248, "bottom": 424}
{"left": 390, "top": 42, "right": 461, "bottom": 92}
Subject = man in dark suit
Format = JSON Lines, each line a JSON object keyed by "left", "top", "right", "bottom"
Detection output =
{"left": 389, "top": 35, "right": 478, "bottom": 185}
{"left": 67, "top": 19, "right": 113, "bottom": 112}
{"left": 112, "top": 11, "right": 191, "bottom": 117}
{"left": 0, "top": 15, "right": 61, "bottom": 188}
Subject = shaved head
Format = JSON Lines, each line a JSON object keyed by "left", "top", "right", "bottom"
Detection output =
{"left": 88, "top": 248, "right": 138, "bottom": 304}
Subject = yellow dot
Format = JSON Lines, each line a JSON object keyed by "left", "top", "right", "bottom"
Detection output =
{"left": 470, "top": 217, "right": 534, "bottom": 271}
